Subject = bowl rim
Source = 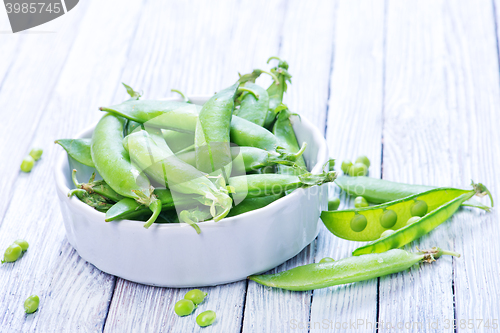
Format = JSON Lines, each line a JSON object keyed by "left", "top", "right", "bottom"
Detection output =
{"left": 54, "top": 95, "right": 329, "bottom": 229}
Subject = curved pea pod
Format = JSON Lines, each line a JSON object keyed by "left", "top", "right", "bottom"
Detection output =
{"left": 125, "top": 130, "right": 232, "bottom": 223}
{"left": 230, "top": 116, "right": 281, "bottom": 151}
{"left": 335, "top": 176, "right": 491, "bottom": 211}
{"left": 234, "top": 82, "right": 269, "bottom": 127}
{"left": 352, "top": 188, "right": 485, "bottom": 255}
{"left": 55, "top": 139, "right": 94, "bottom": 167}
{"left": 91, "top": 114, "right": 151, "bottom": 199}
{"left": 100, "top": 100, "right": 201, "bottom": 133}
{"left": 272, "top": 105, "right": 307, "bottom": 175}
{"left": 91, "top": 114, "right": 161, "bottom": 225}
{"left": 249, "top": 247, "right": 459, "bottom": 291}
{"left": 226, "top": 193, "right": 284, "bottom": 217}
{"left": 195, "top": 83, "right": 239, "bottom": 178}
{"left": 321, "top": 187, "right": 476, "bottom": 242}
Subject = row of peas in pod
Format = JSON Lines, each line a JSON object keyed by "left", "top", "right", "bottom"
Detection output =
{"left": 248, "top": 156, "right": 493, "bottom": 290}
{"left": 55, "top": 57, "right": 337, "bottom": 233}
{"left": 2, "top": 240, "right": 40, "bottom": 314}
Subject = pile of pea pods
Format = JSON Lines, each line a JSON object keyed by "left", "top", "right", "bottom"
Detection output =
{"left": 56, "top": 57, "right": 336, "bottom": 233}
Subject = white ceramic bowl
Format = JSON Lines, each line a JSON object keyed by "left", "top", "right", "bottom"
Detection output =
{"left": 55, "top": 96, "right": 329, "bottom": 287}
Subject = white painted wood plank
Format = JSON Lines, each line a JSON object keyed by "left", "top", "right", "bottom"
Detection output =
{"left": 0, "top": 3, "right": 92, "bottom": 224}
{"left": 309, "top": 1, "right": 385, "bottom": 332}
{"left": 380, "top": 0, "right": 499, "bottom": 330}
{"left": 381, "top": 1, "right": 457, "bottom": 329}
{"left": 102, "top": 1, "right": 286, "bottom": 332}
{"left": 242, "top": 1, "right": 337, "bottom": 332}
{"left": 0, "top": 0, "right": 148, "bottom": 331}
{"left": 450, "top": 1, "right": 500, "bottom": 331}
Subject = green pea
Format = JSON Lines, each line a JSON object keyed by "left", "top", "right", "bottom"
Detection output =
{"left": 379, "top": 210, "right": 398, "bottom": 228}
{"left": 354, "top": 196, "right": 368, "bottom": 208}
{"left": 349, "top": 163, "right": 368, "bottom": 177}
{"left": 29, "top": 148, "right": 43, "bottom": 161}
{"left": 319, "top": 257, "right": 335, "bottom": 263}
{"left": 355, "top": 155, "right": 370, "bottom": 168}
{"left": 406, "top": 216, "right": 421, "bottom": 226}
{"left": 341, "top": 160, "right": 353, "bottom": 174}
{"left": 410, "top": 200, "right": 428, "bottom": 217}
{"left": 14, "top": 239, "right": 29, "bottom": 252}
{"left": 184, "top": 289, "right": 207, "bottom": 305}
{"left": 380, "top": 229, "right": 395, "bottom": 238}
{"left": 350, "top": 214, "right": 367, "bottom": 232}
{"left": 196, "top": 310, "right": 216, "bottom": 327}
{"left": 328, "top": 198, "right": 340, "bottom": 211}
{"left": 174, "top": 299, "right": 196, "bottom": 316}
{"left": 1, "top": 243, "right": 23, "bottom": 263}
{"left": 24, "top": 295, "right": 39, "bottom": 314}
{"left": 20, "top": 156, "right": 35, "bottom": 173}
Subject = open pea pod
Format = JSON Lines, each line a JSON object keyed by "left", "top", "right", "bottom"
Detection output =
{"left": 352, "top": 186, "right": 487, "bottom": 255}
{"left": 321, "top": 187, "right": 474, "bottom": 242}
{"left": 335, "top": 176, "right": 491, "bottom": 211}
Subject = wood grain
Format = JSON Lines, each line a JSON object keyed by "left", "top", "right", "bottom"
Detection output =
{"left": 380, "top": 0, "right": 499, "bottom": 331}
{"left": 241, "top": 1, "right": 337, "bottom": 332}
{"left": 309, "top": 1, "right": 385, "bottom": 332}
{"left": 0, "top": 0, "right": 147, "bottom": 331}
{"left": 0, "top": 0, "right": 499, "bottom": 332}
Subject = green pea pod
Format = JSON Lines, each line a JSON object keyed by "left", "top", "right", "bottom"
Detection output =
{"left": 55, "top": 139, "right": 94, "bottom": 167}
{"left": 91, "top": 114, "right": 161, "bottom": 226}
{"left": 229, "top": 169, "right": 336, "bottom": 199}
{"left": 335, "top": 176, "right": 493, "bottom": 211}
{"left": 195, "top": 83, "right": 239, "bottom": 178}
{"left": 226, "top": 193, "right": 284, "bottom": 217}
{"left": 321, "top": 187, "right": 483, "bottom": 242}
{"left": 249, "top": 247, "right": 459, "bottom": 291}
{"left": 234, "top": 82, "right": 269, "bottom": 127}
{"left": 125, "top": 130, "right": 232, "bottom": 222}
{"left": 230, "top": 116, "right": 281, "bottom": 151}
{"left": 161, "top": 129, "right": 194, "bottom": 153}
{"left": 352, "top": 183, "right": 490, "bottom": 255}
{"left": 177, "top": 146, "right": 305, "bottom": 175}
{"left": 272, "top": 105, "right": 307, "bottom": 175}
{"left": 100, "top": 100, "right": 201, "bottom": 133}
{"left": 264, "top": 57, "right": 292, "bottom": 128}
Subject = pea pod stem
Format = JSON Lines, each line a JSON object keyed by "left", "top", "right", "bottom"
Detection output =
{"left": 237, "top": 86, "right": 259, "bottom": 99}
{"left": 238, "top": 69, "right": 279, "bottom": 85}
{"left": 171, "top": 89, "right": 191, "bottom": 103}
{"left": 249, "top": 247, "right": 459, "bottom": 291}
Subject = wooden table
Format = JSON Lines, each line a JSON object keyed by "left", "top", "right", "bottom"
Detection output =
{"left": 1, "top": 0, "right": 498, "bottom": 332}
